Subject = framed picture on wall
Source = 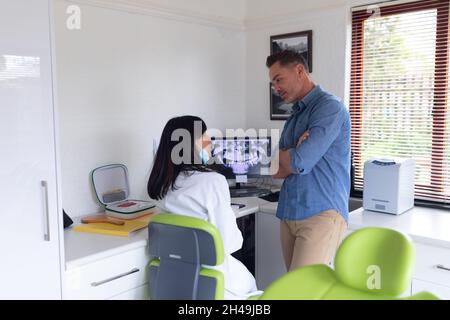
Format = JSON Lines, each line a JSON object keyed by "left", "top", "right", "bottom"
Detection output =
{"left": 270, "top": 30, "right": 312, "bottom": 120}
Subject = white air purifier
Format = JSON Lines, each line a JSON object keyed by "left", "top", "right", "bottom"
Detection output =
{"left": 363, "top": 158, "right": 415, "bottom": 215}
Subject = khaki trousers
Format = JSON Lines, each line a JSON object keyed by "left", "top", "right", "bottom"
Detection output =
{"left": 280, "top": 210, "right": 347, "bottom": 271}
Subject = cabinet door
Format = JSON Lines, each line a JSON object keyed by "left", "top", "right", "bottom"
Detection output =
{"left": 256, "top": 212, "right": 286, "bottom": 290}
{"left": 0, "top": 0, "right": 62, "bottom": 299}
{"left": 412, "top": 279, "right": 450, "bottom": 300}
{"left": 108, "top": 285, "right": 149, "bottom": 300}
{"left": 64, "top": 246, "right": 149, "bottom": 300}
{"left": 413, "top": 242, "right": 450, "bottom": 288}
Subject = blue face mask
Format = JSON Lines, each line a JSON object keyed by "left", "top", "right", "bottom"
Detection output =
{"left": 199, "top": 149, "right": 210, "bottom": 165}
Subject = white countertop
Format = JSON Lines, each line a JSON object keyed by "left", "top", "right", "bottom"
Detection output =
{"left": 258, "top": 202, "right": 450, "bottom": 249}
{"left": 64, "top": 197, "right": 267, "bottom": 270}
{"left": 231, "top": 197, "right": 267, "bottom": 218}
{"left": 348, "top": 206, "right": 450, "bottom": 248}
{"left": 259, "top": 202, "right": 278, "bottom": 215}
{"left": 64, "top": 217, "right": 149, "bottom": 270}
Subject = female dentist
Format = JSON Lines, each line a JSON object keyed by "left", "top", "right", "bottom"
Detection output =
{"left": 147, "top": 115, "right": 260, "bottom": 299}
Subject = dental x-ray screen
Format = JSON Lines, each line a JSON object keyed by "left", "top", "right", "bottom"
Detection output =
{"left": 210, "top": 137, "right": 271, "bottom": 177}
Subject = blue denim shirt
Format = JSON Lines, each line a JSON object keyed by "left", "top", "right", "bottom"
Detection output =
{"left": 276, "top": 85, "right": 351, "bottom": 222}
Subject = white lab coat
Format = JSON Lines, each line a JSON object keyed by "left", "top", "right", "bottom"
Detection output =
{"left": 161, "top": 171, "right": 260, "bottom": 299}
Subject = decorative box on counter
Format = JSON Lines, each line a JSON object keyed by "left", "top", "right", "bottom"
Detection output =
{"left": 92, "top": 164, "right": 157, "bottom": 219}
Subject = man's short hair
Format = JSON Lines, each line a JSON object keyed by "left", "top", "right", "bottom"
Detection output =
{"left": 266, "top": 50, "right": 309, "bottom": 73}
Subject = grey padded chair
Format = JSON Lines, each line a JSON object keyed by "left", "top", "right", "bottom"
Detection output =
{"left": 148, "top": 213, "right": 225, "bottom": 300}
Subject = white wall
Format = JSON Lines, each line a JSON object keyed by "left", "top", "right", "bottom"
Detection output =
{"left": 72, "top": 0, "right": 247, "bottom": 23}
{"left": 245, "top": 0, "right": 348, "bottom": 21}
{"left": 244, "top": 0, "right": 391, "bottom": 132}
{"left": 244, "top": 0, "right": 382, "bottom": 22}
{"left": 140, "top": 0, "right": 247, "bottom": 21}
{"left": 245, "top": 4, "right": 351, "bottom": 133}
{"left": 55, "top": 0, "right": 382, "bottom": 216}
{"left": 54, "top": 1, "right": 246, "bottom": 216}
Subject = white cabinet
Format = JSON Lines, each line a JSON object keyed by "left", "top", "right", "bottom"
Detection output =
{"left": 255, "top": 211, "right": 286, "bottom": 290}
{"left": 412, "top": 242, "right": 450, "bottom": 299}
{"left": 109, "top": 285, "right": 149, "bottom": 300}
{"left": 0, "top": 0, "right": 63, "bottom": 299}
{"left": 413, "top": 242, "right": 450, "bottom": 288}
{"left": 412, "top": 279, "right": 450, "bottom": 300}
{"left": 65, "top": 246, "right": 150, "bottom": 300}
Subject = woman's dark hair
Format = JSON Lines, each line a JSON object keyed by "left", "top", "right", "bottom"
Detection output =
{"left": 148, "top": 115, "right": 211, "bottom": 200}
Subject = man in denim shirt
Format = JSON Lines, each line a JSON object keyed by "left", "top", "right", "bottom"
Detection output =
{"left": 266, "top": 50, "right": 351, "bottom": 271}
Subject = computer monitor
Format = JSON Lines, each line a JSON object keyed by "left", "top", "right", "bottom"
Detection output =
{"left": 210, "top": 137, "right": 272, "bottom": 197}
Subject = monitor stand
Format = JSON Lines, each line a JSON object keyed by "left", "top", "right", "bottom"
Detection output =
{"left": 230, "top": 183, "right": 271, "bottom": 198}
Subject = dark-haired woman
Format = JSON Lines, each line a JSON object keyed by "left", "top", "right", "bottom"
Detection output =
{"left": 148, "top": 116, "right": 260, "bottom": 299}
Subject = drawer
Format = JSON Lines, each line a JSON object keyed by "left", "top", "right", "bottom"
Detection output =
{"left": 412, "top": 279, "right": 450, "bottom": 300}
{"left": 108, "top": 284, "right": 149, "bottom": 300}
{"left": 413, "top": 242, "right": 450, "bottom": 288}
{"left": 64, "top": 246, "right": 150, "bottom": 300}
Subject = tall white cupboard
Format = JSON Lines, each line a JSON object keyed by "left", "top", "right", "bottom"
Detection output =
{"left": 0, "top": 0, "right": 63, "bottom": 299}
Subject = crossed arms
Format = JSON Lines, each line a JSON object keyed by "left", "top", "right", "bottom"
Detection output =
{"left": 270, "top": 101, "right": 345, "bottom": 179}
{"left": 271, "top": 131, "right": 309, "bottom": 179}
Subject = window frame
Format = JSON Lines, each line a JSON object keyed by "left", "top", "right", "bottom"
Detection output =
{"left": 349, "top": 0, "right": 450, "bottom": 208}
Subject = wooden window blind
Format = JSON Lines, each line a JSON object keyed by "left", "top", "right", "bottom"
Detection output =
{"left": 350, "top": 0, "right": 450, "bottom": 204}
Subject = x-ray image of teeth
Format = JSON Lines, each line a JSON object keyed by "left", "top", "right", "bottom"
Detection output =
{"left": 223, "top": 141, "right": 258, "bottom": 174}
{"left": 211, "top": 138, "right": 270, "bottom": 175}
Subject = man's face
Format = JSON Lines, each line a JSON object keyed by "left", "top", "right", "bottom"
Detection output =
{"left": 269, "top": 62, "right": 304, "bottom": 104}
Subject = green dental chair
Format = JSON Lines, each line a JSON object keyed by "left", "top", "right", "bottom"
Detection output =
{"left": 147, "top": 213, "right": 225, "bottom": 300}
{"left": 260, "top": 227, "right": 439, "bottom": 300}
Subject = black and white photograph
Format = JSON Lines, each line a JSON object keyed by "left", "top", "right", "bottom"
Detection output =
{"left": 270, "top": 30, "right": 312, "bottom": 120}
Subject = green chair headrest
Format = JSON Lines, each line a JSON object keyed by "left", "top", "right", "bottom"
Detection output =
{"left": 334, "top": 227, "right": 415, "bottom": 296}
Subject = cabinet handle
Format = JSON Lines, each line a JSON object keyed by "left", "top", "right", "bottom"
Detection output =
{"left": 41, "top": 181, "right": 51, "bottom": 241}
{"left": 436, "top": 264, "right": 450, "bottom": 272}
{"left": 91, "top": 268, "right": 140, "bottom": 287}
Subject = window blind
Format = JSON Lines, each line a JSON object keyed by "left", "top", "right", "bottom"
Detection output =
{"left": 350, "top": 0, "right": 450, "bottom": 204}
